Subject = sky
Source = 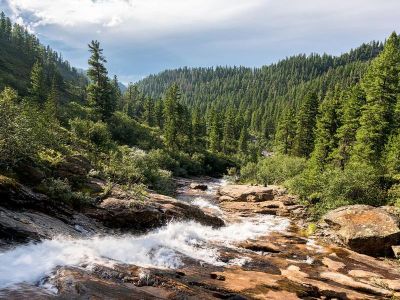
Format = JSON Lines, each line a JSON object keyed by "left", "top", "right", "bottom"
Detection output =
{"left": 0, "top": 0, "right": 399, "bottom": 84}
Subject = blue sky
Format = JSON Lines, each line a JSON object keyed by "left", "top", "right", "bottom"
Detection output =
{"left": 1, "top": 0, "right": 400, "bottom": 84}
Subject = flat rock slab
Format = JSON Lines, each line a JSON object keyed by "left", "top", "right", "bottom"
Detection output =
{"left": 218, "top": 185, "right": 285, "bottom": 202}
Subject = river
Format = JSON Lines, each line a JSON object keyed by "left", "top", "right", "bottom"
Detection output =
{"left": 0, "top": 178, "right": 289, "bottom": 295}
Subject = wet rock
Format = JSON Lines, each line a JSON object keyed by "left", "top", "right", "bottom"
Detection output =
{"left": 320, "top": 205, "right": 400, "bottom": 256}
{"left": 85, "top": 192, "right": 224, "bottom": 231}
{"left": 190, "top": 182, "right": 208, "bottom": 190}
{"left": 238, "top": 240, "right": 281, "bottom": 253}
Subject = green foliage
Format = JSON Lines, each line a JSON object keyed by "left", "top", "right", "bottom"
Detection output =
{"left": 287, "top": 162, "right": 384, "bottom": 216}
{"left": 40, "top": 178, "right": 92, "bottom": 209}
{"left": 69, "top": 118, "right": 113, "bottom": 150}
{"left": 352, "top": 32, "right": 400, "bottom": 166}
{"left": 240, "top": 155, "right": 306, "bottom": 185}
{"left": 108, "top": 111, "right": 162, "bottom": 150}
{"left": 87, "top": 40, "right": 115, "bottom": 120}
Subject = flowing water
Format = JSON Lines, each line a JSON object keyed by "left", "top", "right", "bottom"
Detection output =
{"left": 0, "top": 178, "right": 289, "bottom": 292}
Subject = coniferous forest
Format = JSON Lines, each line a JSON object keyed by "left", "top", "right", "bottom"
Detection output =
{"left": 1, "top": 9, "right": 400, "bottom": 217}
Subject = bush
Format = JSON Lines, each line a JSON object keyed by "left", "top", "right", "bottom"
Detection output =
{"left": 40, "top": 178, "right": 91, "bottom": 209}
{"left": 240, "top": 154, "right": 307, "bottom": 185}
{"left": 102, "top": 146, "right": 174, "bottom": 195}
{"left": 108, "top": 112, "right": 162, "bottom": 150}
{"left": 69, "top": 118, "right": 113, "bottom": 150}
{"left": 287, "top": 162, "right": 385, "bottom": 217}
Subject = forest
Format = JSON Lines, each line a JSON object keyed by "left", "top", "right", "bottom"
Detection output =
{"left": 1, "top": 10, "right": 400, "bottom": 217}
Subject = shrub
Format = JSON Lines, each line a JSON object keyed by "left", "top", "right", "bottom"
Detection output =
{"left": 40, "top": 178, "right": 91, "bottom": 209}
{"left": 108, "top": 112, "right": 162, "bottom": 150}
{"left": 240, "top": 154, "right": 307, "bottom": 185}
{"left": 69, "top": 118, "right": 112, "bottom": 150}
{"left": 287, "top": 162, "right": 385, "bottom": 217}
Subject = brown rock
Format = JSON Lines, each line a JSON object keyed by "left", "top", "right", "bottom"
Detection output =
{"left": 86, "top": 192, "right": 224, "bottom": 231}
{"left": 320, "top": 205, "right": 400, "bottom": 256}
{"left": 189, "top": 183, "right": 208, "bottom": 190}
{"left": 218, "top": 185, "right": 277, "bottom": 202}
{"left": 392, "top": 245, "right": 400, "bottom": 258}
{"left": 322, "top": 257, "right": 346, "bottom": 271}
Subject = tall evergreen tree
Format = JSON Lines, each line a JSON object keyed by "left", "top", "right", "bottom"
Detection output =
{"left": 293, "top": 92, "right": 319, "bottom": 157}
{"left": 332, "top": 85, "right": 365, "bottom": 169}
{"left": 352, "top": 32, "right": 400, "bottom": 166}
{"left": 309, "top": 90, "right": 341, "bottom": 169}
{"left": 208, "top": 107, "right": 220, "bottom": 153}
{"left": 87, "top": 40, "right": 114, "bottom": 120}
{"left": 238, "top": 126, "right": 249, "bottom": 154}
{"left": 274, "top": 107, "right": 296, "bottom": 155}
{"left": 28, "top": 60, "right": 46, "bottom": 104}
{"left": 163, "top": 83, "right": 180, "bottom": 150}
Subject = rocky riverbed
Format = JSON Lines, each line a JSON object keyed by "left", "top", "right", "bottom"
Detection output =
{"left": 0, "top": 177, "right": 400, "bottom": 299}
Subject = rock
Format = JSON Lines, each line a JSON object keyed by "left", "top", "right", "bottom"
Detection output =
{"left": 85, "top": 192, "right": 224, "bottom": 231}
{"left": 54, "top": 155, "right": 92, "bottom": 184}
{"left": 190, "top": 183, "right": 208, "bottom": 191}
{"left": 320, "top": 205, "right": 400, "bottom": 256}
{"left": 218, "top": 185, "right": 281, "bottom": 202}
{"left": 392, "top": 245, "right": 400, "bottom": 258}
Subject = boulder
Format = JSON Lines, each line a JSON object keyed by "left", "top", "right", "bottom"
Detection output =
{"left": 85, "top": 192, "right": 224, "bottom": 231}
{"left": 320, "top": 205, "right": 400, "bottom": 256}
{"left": 218, "top": 185, "right": 285, "bottom": 202}
{"left": 190, "top": 182, "right": 208, "bottom": 191}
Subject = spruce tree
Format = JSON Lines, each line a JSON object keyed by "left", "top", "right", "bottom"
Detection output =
{"left": 238, "top": 126, "right": 249, "bottom": 154}
{"left": 163, "top": 83, "right": 180, "bottom": 150}
{"left": 87, "top": 40, "right": 114, "bottom": 120}
{"left": 293, "top": 92, "right": 319, "bottom": 157}
{"left": 222, "top": 105, "right": 236, "bottom": 154}
{"left": 352, "top": 32, "right": 400, "bottom": 165}
{"left": 28, "top": 60, "right": 46, "bottom": 104}
{"left": 332, "top": 85, "right": 365, "bottom": 169}
{"left": 274, "top": 107, "right": 296, "bottom": 155}
{"left": 309, "top": 90, "right": 341, "bottom": 169}
{"left": 208, "top": 107, "right": 220, "bottom": 153}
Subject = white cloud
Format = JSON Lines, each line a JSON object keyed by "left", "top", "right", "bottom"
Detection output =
{"left": 6, "top": 0, "right": 264, "bottom": 33}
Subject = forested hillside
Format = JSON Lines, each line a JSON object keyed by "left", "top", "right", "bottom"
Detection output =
{"left": 0, "top": 12, "right": 87, "bottom": 101}
{"left": 136, "top": 42, "right": 383, "bottom": 138}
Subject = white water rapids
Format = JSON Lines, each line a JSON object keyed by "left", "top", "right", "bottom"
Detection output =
{"left": 0, "top": 179, "right": 289, "bottom": 290}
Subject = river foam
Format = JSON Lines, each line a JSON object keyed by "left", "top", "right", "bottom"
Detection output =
{"left": 0, "top": 215, "right": 289, "bottom": 289}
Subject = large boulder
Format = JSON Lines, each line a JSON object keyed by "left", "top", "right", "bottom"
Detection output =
{"left": 218, "top": 185, "right": 285, "bottom": 202}
{"left": 320, "top": 205, "right": 400, "bottom": 256}
{"left": 85, "top": 192, "right": 225, "bottom": 231}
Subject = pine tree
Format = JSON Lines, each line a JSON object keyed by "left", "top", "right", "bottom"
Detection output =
{"left": 87, "top": 40, "right": 114, "bottom": 120}
{"left": 274, "top": 107, "right": 296, "bottom": 155}
{"left": 143, "top": 96, "right": 155, "bottom": 127}
{"left": 208, "top": 107, "right": 220, "bottom": 153}
{"left": 163, "top": 84, "right": 180, "bottom": 150}
{"left": 352, "top": 32, "right": 400, "bottom": 165}
{"left": 222, "top": 105, "right": 236, "bottom": 154}
{"left": 28, "top": 60, "right": 46, "bottom": 104}
{"left": 332, "top": 85, "right": 365, "bottom": 169}
{"left": 44, "top": 77, "right": 59, "bottom": 119}
{"left": 309, "top": 90, "right": 341, "bottom": 169}
{"left": 238, "top": 126, "right": 249, "bottom": 154}
{"left": 293, "top": 92, "right": 319, "bottom": 157}
{"left": 154, "top": 100, "right": 164, "bottom": 129}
